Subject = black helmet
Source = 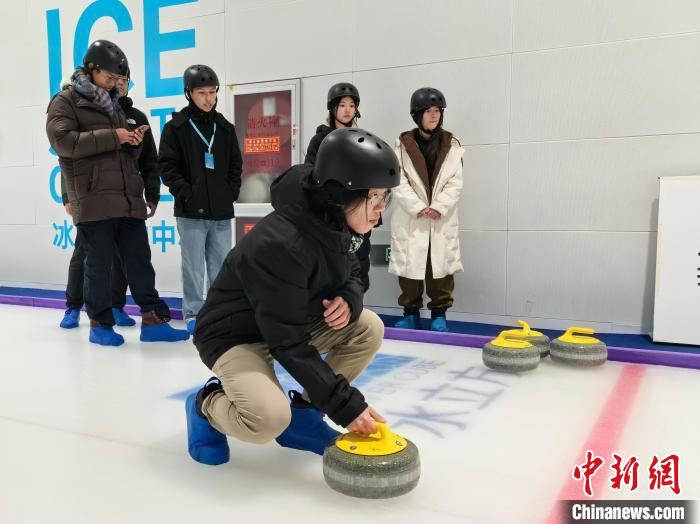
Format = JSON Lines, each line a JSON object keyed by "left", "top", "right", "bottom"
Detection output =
{"left": 327, "top": 82, "right": 360, "bottom": 109}
{"left": 183, "top": 65, "right": 220, "bottom": 92}
{"left": 410, "top": 87, "right": 446, "bottom": 115}
{"left": 312, "top": 128, "right": 399, "bottom": 190}
{"left": 83, "top": 40, "right": 129, "bottom": 77}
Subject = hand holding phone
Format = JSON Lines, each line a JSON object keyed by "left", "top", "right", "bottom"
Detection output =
{"left": 132, "top": 124, "right": 149, "bottom": 145}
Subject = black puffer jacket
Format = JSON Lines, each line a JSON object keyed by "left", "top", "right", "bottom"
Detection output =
{"left": 119, "top": 97, "right": 161, "bottom": 205}
{"left": 194, "top": 164, "right": 367, "bottom": 427}
{"left": 159, "top": 103, "right": 242, "bottom": 220}
{"left": 304, "top": 124, "right": 333, "bottom": 164}
{"left": 305, "top": 123, "right": 380, "bottom": 291}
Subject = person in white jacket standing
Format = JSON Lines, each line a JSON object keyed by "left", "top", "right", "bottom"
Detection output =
{"left": 389, "top": 87, "right": 464, "bottom": 332}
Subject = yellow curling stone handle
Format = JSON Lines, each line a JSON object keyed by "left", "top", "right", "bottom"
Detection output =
{"left": 517, "top": 320, "right": 532, "bottom": 335}
{"left": 335, "top": 422, "right": 408, "bottom": 456}
{"left": 559, "top": 327, "right": 600, "bottom": 345}
{"left": 502, "top": 320, "right": 544, "bottom": 338}
{"left": 490, "top": 330, "right": 533, "bottom": 349}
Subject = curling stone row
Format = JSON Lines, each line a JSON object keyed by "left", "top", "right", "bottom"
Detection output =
{"left": 482, "top": 322, "right": 607, "bottom": 372}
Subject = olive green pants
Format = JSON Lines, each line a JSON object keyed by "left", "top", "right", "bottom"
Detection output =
{"left": 398, "top": 248, "right": 454, "bottom": 315}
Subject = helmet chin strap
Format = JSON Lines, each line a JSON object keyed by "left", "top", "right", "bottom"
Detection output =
{"left": 334, "top": 113, "right": 357, "bottom": 128}
{"left": 335, "top": 118, "right": 354, "bottom": 128}
{"left": 415, "top": 109, "right": 444, "bottom": 135}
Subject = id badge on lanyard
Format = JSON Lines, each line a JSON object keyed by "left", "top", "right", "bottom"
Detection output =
{"left": 204, "top": 152, "right": 215, "bottom": 170}
{"left": 189, "top": 119, "right": 217, "bottom": 171}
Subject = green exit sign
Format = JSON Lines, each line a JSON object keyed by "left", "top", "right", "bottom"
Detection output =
{"left": 369, "top": 244, "right": 391, "bottom": 265}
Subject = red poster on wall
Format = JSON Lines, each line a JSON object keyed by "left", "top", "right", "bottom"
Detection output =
{"left": 233, "top": 89, "right": 294, "bottom": 203}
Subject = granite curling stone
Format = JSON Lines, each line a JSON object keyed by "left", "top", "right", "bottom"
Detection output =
{"left": 550, "top": 327, "right": 607, "bottom": 367}
{"left": 323, "top": 422, "right": 420, "bottom": 498}
{"left": 482, "top": 331, "right": 540, "bottom": 372}
{"left": 502, "top": 320, "right": 551, "bottom": 358}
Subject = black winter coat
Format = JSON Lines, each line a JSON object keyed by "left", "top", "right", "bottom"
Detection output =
{"left": 194, "top": 164, "right": 367, "bottom": 427}
{"left": 119, "top": 97, "right": 161, "bottom": 205}
{"left": 159, "top": 103, "right": 242, "bottom": 220}
{"left": 304, "top": 124, "right": 333, "bottom": 164}
{"left": 305, "top": 123, "right": 377, "bottom": 291}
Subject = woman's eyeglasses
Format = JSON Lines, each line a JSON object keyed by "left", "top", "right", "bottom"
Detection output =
{"left": 367, "top": 191, "right": 392, "bottom": 208}
{"left": 102, "top": 71, "right": 127, "bottom": 83}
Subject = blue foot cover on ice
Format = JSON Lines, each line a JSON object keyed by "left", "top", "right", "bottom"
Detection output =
{"left": 186, "top": 319, "right": 196, "bottom": 335}
{"left": 112, "top": 307, "right": 136, "bottom": 327}
{"left": 430, "top": 316, "right": 449, "bottom": 332}
{"left": 140, "top": 322, "right": 189, "bottom": 342}
{"left": 89, "top": 326, "right": 124, "bottom": 346}
{"left": 60, "top": 308, "right": 80, "bottom": 329}
{"left": 186, "top": 379, "right": 229, "bottom": 465}
{"left": 394, "top": 315, "right": 421, "bottom": 330}
{"left": 275, "top": 390, "right": 340, "bottom": 456}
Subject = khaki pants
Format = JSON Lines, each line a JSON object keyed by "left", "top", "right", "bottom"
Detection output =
{"left": 201, "top": 308, "right": 384, "bottom": 444}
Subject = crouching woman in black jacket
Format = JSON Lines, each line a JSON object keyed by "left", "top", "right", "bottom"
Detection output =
{"left": 186, "top": 128, "right": 399, "bottom": 465}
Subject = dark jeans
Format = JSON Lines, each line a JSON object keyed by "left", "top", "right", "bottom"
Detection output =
{"left": 77, "top": 218, "right": 170, "bottom": 327}
{"left": 65, "top": 233, "right": 129, "bottom": 310}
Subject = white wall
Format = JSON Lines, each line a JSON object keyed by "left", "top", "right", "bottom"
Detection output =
{"left": 3, "top": 0, "right": 700, "bottom": 333}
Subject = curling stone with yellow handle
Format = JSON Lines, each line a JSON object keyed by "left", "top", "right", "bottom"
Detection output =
{"left": 502, "top": 320, "right": 551, "bottom": 357}
{"left": 550, "top": 327, "right": 607, "bottom": 367}
{"left": 323, "top": 422, "right": 420, "bottom": 498}
{"left": 482, "top": 331, "right": 541, "bottom": 372}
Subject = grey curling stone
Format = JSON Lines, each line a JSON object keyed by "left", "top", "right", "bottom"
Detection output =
{"left": 323, "top": 429, "right": 420, "bottom": 498}
{"left": 502, "top": 321, "right": 551, "bottom": 358}
{"left": 481, "top": 333, "right": 540, "bottom": 373}
{"left": 483, "top": 341, "right": 541, "bottom": 372}
{"left": 527, "top": 335, "right": 551, "bottom": 358}
{"left": 550, "top": 338, "right": 607, "bottom": 367}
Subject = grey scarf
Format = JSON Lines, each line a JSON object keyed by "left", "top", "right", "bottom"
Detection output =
{"left": 71, "top": 68, "right": 120, "bottom": 116}
{"left": 348, "top": 232, "right": 364, "bottom": 254}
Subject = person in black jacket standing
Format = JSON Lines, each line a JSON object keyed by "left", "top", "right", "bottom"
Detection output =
{"left": 304, "top": 82, "right": 375, "bottom": 292}
{"left": 47, "top": 40, "right": 188, "bottom": 347}
{"left": 159, "top": 65, "right": 242, "bottom": 335}
{"left": 58, "top": 74, "right": 161, "bottom": 330}
{"left": 185, "top": 128, "right": 399, "bottom": 466}
{"left": 117, "top": 75, "right": 161, "bottom": 218}
{"left": 304, "top": 82, "right": 360, "bottom": 164}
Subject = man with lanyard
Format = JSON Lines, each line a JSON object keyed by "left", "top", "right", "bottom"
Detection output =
{"left": 159, "top": 65, "right": 243, "bottom": 335}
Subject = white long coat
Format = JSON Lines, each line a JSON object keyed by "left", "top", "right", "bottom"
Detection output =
{"left": 388, "top": 132, "right": 464, "bottom": 280}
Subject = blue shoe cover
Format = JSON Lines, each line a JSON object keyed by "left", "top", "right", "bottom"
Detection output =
{"left": 60, "top": 308, "right": 80, "bottom": 329}
{"left": 275, "top": 391, "right": 340, "bottom": 455}
{"left": 430, "top": 316, "right": 449, "bottom": 332}
{"left": 112, "top": 308, "right": 136, "bottom": 327}
{"left": 89, "top": 326, "right": 124, "bottom": 346}
{"left": 186, "top": 319, "right": 196, "bottom": 335}
{"left": 394, "top": 315, "right": 421, "bottom": 330}
{"left": 140, "top": 322, "right": 190, "bottom": 342}
{"left": 186, "top": 391, "right": 229, "bottom": 465}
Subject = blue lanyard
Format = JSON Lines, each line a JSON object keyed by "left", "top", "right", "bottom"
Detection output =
{"left": 189, "top": 119, "right": 216, "bottom": 153}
